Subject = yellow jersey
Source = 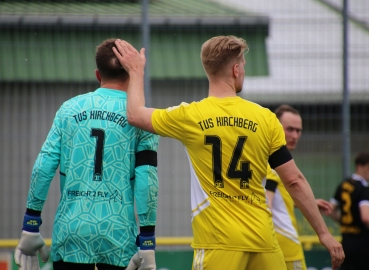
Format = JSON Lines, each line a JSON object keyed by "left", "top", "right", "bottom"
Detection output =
{"left": 265, "top": 164, "right": 305, "bottom": 261}
{"left": 152, "top": 96, "right": 286, "bottom": 252}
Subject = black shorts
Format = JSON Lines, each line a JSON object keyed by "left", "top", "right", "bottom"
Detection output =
{"left": 341, "top": 238, "right": 369, "bottom": 270}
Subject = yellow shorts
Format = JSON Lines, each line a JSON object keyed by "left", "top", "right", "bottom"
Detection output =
{"left": 285, "top": 259, "right": 307, "bottom": 270}
{"left": 192, "top": 248, "right": 287, "bottom": 270}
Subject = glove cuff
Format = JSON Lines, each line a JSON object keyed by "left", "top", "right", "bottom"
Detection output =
{"left": 136, "top": 233, "right": 156, "bottom": 250}
{"left": 22, "top": 214, "right": 42, "bottom": 233}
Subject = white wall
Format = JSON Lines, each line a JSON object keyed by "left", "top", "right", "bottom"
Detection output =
{"left": 214, "top": 0, "right": 369, "bottom": 103}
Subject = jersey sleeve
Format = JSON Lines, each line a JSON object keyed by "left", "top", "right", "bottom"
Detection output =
{"left": 331, "top": 183, "right": 343, "bottom": 205}
{"left": 265, "top": 164, "right": 280, "bottom": 192}
{"left": 151, "top": 102, "right": 188, "bottom": 143}
{"left": 26, "top": 107, "right": 63, "bottom": 211}
{"left": 134, "top": 129, "right": 160, "bottom": 227}
{"left": 269, "top": 112, "right": 287, "bottom": 156}
{"left": 359, "top": 187, "right": 369, "bottom": 207}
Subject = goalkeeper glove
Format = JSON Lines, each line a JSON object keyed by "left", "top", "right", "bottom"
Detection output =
{"left": 126, "top": 232, "right": 156, "bottom": 270}
{"left": 14, "top": 212, "right": 49, "bottom": 270}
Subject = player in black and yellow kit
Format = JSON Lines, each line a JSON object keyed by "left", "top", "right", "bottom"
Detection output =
{"left": 113, "top": 36, "right": 344, "bottom": 270}
{"left": 329, "top": 152, "right": 369, "bottom": 270}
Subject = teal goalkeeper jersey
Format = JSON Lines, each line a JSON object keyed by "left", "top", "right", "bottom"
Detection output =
{"left": 26, "top": 88, "right": 159, "bottom": 266}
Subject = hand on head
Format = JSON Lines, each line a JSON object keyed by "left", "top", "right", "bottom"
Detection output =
{"left": 113, "top": 39, "right": 146, "bottom": 75}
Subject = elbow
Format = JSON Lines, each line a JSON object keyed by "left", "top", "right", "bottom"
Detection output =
{"left": 283, "top": 174, "right": 304, "bottom": 190}
{"left": 274, "top": 161, "right": 306, "bottom": 191}
{"left": 284, "top": 179, "right": 300, "bottom": 189}
{"left": 127, "top": 117, "right": 134, "bottom": 126}
{"left": 281, "top": 174, "right": 308, "bottom": 200}
{"left": 127, "top": 113, "right": 138, "bottom": 126}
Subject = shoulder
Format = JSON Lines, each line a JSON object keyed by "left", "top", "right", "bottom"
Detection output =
{"left": 242, "top": 99, "right": 270, "bottom": 110}
{"left": 61, "top": 92, "right": 94, "bottom": 106}
{"left": 166, "top": 102, "right": 191, "bottom": 112}
{"left": 242, "top": 100, "right": 276, "bottom": 122}
{"left": 154, "top": 102, "right": 195, "bottom": 117}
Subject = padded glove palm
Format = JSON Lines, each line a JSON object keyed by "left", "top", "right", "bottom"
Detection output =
{"left": 126, "top": 233, "right": 156, "bottom": 270}
{"left": 14, "top": 214, "right": 49, "bottom": 270}
{"left": 126, "top": 250, "right": 156, "bottom": 270}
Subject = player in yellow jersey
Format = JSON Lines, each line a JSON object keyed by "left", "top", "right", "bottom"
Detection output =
{"left": 264, "top": 105, "right": 333, "bottom": 270}
{"left": 112, "top": 36, "right": 344, "bottom": 270}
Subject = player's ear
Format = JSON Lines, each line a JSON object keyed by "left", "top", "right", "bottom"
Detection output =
{"left": 95, "top": 69, "right": 101, "bottom": 83}
{"left": 232, "top": 63, "right": 239, "bottom": 78}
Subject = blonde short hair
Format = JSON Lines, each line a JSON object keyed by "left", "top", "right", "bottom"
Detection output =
{"left": 200, "top": 35, "right": 248, "bottom": 76}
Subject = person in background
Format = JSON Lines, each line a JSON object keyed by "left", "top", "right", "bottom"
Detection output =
{"left": 328, "top": 151, "right": 369, "bottom": 270}
{"left": 112, "top": 35, "right": 344, "bottom": 270}
{"left": 14, "top": 38, "right": 159, "bottom": 270}
{"left": 264, "top": 104, "right": 333, "bottom": 270}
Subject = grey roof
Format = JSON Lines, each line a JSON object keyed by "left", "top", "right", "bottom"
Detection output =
{"left": 0, "top": 0, "right": 270, "bottom": 81}
{"left": 0, "top": 0, "right": 269, "bottom": 27}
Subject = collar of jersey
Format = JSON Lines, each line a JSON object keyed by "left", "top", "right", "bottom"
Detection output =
{"left": 95, "top": 88, "right": 127, "bottom": 99}
{"left": 207, "top": 96, "right": 242, "bottom": 102}
{"left": 352, "top": 173, "right": 368, "bottom": 186}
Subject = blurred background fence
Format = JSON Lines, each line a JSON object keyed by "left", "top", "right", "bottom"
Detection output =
{"left": 1, "top": 0, "right": 368, "bottom": 260}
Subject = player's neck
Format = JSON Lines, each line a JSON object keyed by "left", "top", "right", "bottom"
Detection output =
{"left": 100, "top": 82, "right": 127, "bottom": 92}
{"left": 208, "top": 81, "right": 237, "bottom": 98}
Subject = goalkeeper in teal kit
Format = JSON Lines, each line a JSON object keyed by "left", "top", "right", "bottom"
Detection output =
{"left": 14, "top": 39, "right": 159, "bottom": 270}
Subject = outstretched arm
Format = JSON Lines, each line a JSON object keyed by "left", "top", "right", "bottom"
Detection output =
{"left": 113, "top": 39, "right": 156, "bottom": 134}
